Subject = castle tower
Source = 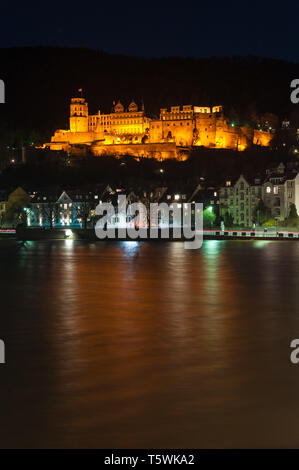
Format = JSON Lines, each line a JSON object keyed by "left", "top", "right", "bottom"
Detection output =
{"left": 114, "top": 100, "right": 124, "bottom": 113}
{"left": 70, "top": 93, "right": 89, "bottom": 133}
{"left": 128, "top": 100, "right": 138, "bottom": 112}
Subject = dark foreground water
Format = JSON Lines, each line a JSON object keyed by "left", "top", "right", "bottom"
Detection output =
{"left": 0, "top": 239, "right": 299, "bottom": 448}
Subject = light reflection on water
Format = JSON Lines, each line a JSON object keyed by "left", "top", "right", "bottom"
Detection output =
{"left": 0, "top": 240, "right": 299, "bottom": 448}
{"left": 253, "top": 240, "right": 272, "bottom": 248}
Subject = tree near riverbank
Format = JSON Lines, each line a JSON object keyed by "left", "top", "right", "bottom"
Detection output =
{"left": 203, "top": 206, "right": 216, "bottom": 229}
{"left": 223, "top": 212, "right": 234, "bottom": 228}
{"left": 254, "top": 199, "right": 272, "bottom": 226}
{"left": 5, "top": 187, "right": 30, "bottom": 226}
{"left": 282, "top": 203, "right": 299, "bottom": 228}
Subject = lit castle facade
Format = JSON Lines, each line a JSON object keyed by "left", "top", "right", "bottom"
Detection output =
{"left": 46, "top": 94, "right": 273, "bottom": 160}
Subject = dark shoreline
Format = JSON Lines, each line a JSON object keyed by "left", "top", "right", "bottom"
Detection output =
{"left": 2, "top": 227, "right": 299, "bottom": 242}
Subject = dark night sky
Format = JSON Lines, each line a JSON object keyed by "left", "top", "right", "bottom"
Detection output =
{"left": 0, "top": 1, "right": 299, "bottom": 61}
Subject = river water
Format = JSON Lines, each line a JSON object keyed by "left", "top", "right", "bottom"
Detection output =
{"left": 0, "top": 239, "right": 299, "bottom": 448}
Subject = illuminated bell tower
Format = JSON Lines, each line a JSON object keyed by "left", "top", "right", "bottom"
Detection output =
{"left": 70, "top": 93, "right": 89, "bottom": 133}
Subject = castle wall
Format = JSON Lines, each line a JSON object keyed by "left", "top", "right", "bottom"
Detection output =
{"left": 149, "top": 119, "right": 194, "bottom": 146}
{"left": 91, "top": 142, "right": 178, "bottom": 160}
{"left": 253, "top": 129, "right": 273, "bottom": 146}
{"left": 161, "top": 119, "right": 194, "bottom": 146}
{"left": 149, "top": 120, "right": 163, "bottom": 142}
{"left": 45, "top": 96, "right": 274, "bottom": 158}
{"left": 51, "top": 130, "right": 95, "bottom": 145}
{"left": 195, "top": 113, "right": 217, "bottom": 147}
{"left": 70, "top": 116, "right": 89, "bottom": 133}
{"left": 70, "top": 97, "right": 89, "bottom": 133}
{"left": 213, "top": 117, "right": 254, "bottom": 150}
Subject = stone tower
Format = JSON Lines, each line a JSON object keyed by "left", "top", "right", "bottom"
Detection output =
{"left": 70, "top": 95, "right": 89, "bottom": 133}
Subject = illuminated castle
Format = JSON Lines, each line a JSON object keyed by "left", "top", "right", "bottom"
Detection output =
{"left": 46, "top": 93, "right": 273, "bottom": 160}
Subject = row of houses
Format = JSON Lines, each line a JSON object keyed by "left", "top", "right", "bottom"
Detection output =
{"left": 0, "top": 182, "right": 218, "bottom": 228}
{"left": 219, "top": 163, "right": 299, "bottom": 226}
{"left": 1, "top": 162, "right": 299, "bottom": 229}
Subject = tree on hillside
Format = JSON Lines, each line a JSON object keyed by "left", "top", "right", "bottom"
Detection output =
{"left": 270, "top": 127, "right": 297, "bottom": 151}
{"left": 259, "top": 113, "right": 279, "bottom": 131}
{"left": 244, "top": 102, "right": 259, "bottom": 127}
{"left": 5, "top": 187, "right": 30, "bottom": 226}
{"left": 228, "top": 106, "right": 240, "bottom": 126}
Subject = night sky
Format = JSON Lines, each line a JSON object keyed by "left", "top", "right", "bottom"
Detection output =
{"left": 0, "top": 1, "right": 299, "bottom": 61}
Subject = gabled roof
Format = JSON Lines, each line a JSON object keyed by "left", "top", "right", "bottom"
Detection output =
{"left": 264, "top": 169, "right": 299, "bottom": 184}
{"left": 57, "top": 191, "right": 73, "bottom": 204}
{"left": 221, "top": 173, "right": 264, "bottom": 188}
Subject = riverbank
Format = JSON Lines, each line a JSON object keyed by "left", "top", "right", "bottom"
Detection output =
{"left": 8, "top": 227, "right": 299, "bottom": 242}
{"left": 0, "top": 229, "right": 16, "bottom": 240}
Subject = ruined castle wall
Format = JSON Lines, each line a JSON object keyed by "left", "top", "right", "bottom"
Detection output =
{"left": 161, "top": 120, "right": 193, "bottom": 146}
{"left": 47, "top": 98, "right": 274, "bottom": 156}
{"left": 253, "top": 129, "right": 273, "bottom": 146}
{"left": 70, "top": 116, "right": 89, "bottom": 133}
{"left": 51, "top": 130, "right": 95, "bottom": 145}
{"left": 195, "top": 113, "right": 217, "bottom": 147}
{"left": 240, "top": 126, "right": 254, "bottom": 150}
{"left": 213, "top": 117, "right": 254, "bottom": 150}
{"left": 149, "top": 119, "right": 193, "bottom": 146}
{"left": 149, "top": 120, "right": 163, "bottom": 142}
{"left": 91, "top": 142, "right": 178, "bottom": 160}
